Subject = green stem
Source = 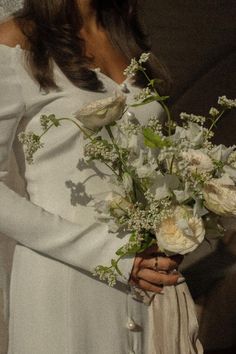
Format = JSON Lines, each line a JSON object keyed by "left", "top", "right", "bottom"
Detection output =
{"left": 106, "top": 126, "right": 121, "bottom": 158}
{"left": 140, "top": 68, "right": 172, "bottom": 136}
{"left": 40, "top": 117, "right": 93, "bottom": 140}
{"left": 206, "top": 110, "right": 226, "bottom": 138}
{"left": 41, "top": 117, "right": 120, "bottom": 178}
{"left": 106, "top": 125, "right": 145, "bottom": 202}
{"left": 169, "top": 154, "right": 175, "bottom": 174}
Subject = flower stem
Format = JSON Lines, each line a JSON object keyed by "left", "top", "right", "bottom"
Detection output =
{"left": 139, "top": 68, "right": 172, "bottom": 136}
{"left": 206, "top": 110, "right": 226, "bottom": 138}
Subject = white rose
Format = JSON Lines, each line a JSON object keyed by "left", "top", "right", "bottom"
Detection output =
{"left": 75, "top": 93, "right": 126, "bottom": 130}
{"left": 180, "top": 149, "right": 214, "bottom": 173}
{"left": 155, "top": 206, "right": 205, "bottom": 255}
{"left": 203, "top": 176, "right": 236, "bottom": 216}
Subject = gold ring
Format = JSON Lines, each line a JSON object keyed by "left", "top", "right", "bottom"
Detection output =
{"left": 154, "top": 256, "right": 159, "bottom": 271}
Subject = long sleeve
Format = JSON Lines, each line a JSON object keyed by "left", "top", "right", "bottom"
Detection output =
{"left": 0, "top": 46, "right": 133, "bottom": 283}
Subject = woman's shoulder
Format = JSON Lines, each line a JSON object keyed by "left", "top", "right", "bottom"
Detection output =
{"left": 0, "top": 19, "right": 26, "bottom": 49}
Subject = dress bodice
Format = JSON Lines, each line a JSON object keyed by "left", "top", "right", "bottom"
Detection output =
{"left": 1, "top": 44, "right": 164, "bottom": 223}
{"left": 0, "top": 43, "right": 163, "bottom": 281}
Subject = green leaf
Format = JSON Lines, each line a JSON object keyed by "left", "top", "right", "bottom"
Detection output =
{"left": 116, "top": 246, "right": 126, "bottom": 256}
{"left": 138, "top": 235, "right": 156, "bottom": 253}
{"left": 48, "top": 114, "right": 61, "bottom": 127}
{"left": 148, "top": 79, "right": 157, "bottom": 87}
{"left": 111, "top": 259, "right": 122, "bottom": 276}
{"left": 148, "top": 78, "right": 165, "bottom": 87}
{"left": 131, "top": 95, "right": 170, "bottom": 107}
{"left": 111, "top": 259, "right": 117, "bottom": 267}
{"left": 131, "top": 96, "right": 157, "bottom": 107}
{"left": 158, "top": 95, "right": 170, "bottom": 101}
{"left": 143, "top": 128, "right": 172, "bottom": 148}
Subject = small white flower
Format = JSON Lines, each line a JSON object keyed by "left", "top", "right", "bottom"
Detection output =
{"left": 123, "top": 58, "right": 140, "bottom": 77}
{"left": 155, "top": 206, "right": 205, "bottom": 255}
{"left": 180, "top": 112, "right": 206, "bottom": 125}
{"left": 203, "top": 175, "right": 236, "bottom": 216}
{"left": 138, "top": 52, "right": 151, "bottom": 64}
{"left": 134, "top": 87, "right": 152, "bottom": 101}
{"left": 18, "top": 131, "right": 44, "bottom": 164}
{"left": 75, "top": 93, "right": 126, "bottom": 131}
{"left": 123, "top": 53, "right": 150, "bottom": 77}
{"left": 209, "top": 107, "right": 219, "bottom": 117}
{"left": 218, "top": 96, "right": 236, "bottom": 109}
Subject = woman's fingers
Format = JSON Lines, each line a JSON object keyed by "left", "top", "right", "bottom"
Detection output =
{"left": 137, "top": 268, "right": 180, "bottom": 286}
{"left": 134, "top": 278, "right": 164, "bottom": 294}
{"left": 137, "top": 246, "right": 184, "bottom": 271}
{"left": 129, "top": 249, "right": 185, "bottom": 294}
{"left": 139, "top": 256, "right": 179, "bottom": 272}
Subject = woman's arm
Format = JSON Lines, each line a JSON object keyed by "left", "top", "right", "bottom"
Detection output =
{"left": 0, "top": 44, "right": 182, "bottom": 289}
{"left": 0, "top": 46, "right": 134, "bottom": 283}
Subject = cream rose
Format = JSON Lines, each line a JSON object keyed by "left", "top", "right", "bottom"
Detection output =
{"left": 75, "top": 93, "right": 126, "bottom": 130}
{"left": 203, "top": 176, "right": 236, "bottom": 216}
{"left": 155, "top": 206, "right": 205, "bottom": 255}
{"left": 180, "top": 149, "right": 214, "bottom": 173}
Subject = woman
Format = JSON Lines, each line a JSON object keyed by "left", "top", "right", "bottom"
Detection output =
{"left": 0, "top": 1, "right": 203, "bottom": 353}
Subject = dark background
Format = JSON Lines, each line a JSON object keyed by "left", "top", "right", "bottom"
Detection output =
{"left": 142, "top": 0, "right": 236, "bottom": 145}
{"left": 141, "top": 1, "right": 236, "bottom": 352}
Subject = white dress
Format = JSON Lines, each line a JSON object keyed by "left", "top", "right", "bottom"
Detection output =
{"left": 0, "top": 44, "right": 203, "bottom": 354}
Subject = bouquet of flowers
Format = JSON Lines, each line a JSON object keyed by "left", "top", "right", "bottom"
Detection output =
{"left": 19, "top": 53, "right": 236, "bottom": 286}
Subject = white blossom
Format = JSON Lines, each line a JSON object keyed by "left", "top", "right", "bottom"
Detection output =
{"left": 209, "top": 107, "right": 220, "bottom": 117}
{"left": 218, "top": 96, "right": 236, "bottom": 109}
{"left": 84, "top": 140, "right": 117, "bottom": 163}
{"left": 18, "top": 131, "right": 44, "bottom": 164}
{"left": 203, "top": 175, "right": 236, "bottom": 216}
{"left": 138, "top": 52, "right": 151, "bottom": 64}
{"left": 180, "top": 149, "right": 214, "bottom": 173}
{"left": 75, "top": 93, "right": 126, "bottom": 131}
{"left": 155, "top": 206, "right": 205, "bottom": 255}
{"left": 123, "top": 58, "right": 140, "bottom": 77}
{"left": 180, "top": 112, "right": 206, "bottom": 125}
{"left": 134, "top": 87, "right": 152, "bottom": 101}
{"left": 123, "top": 53, "right": 150, "bottom": 77}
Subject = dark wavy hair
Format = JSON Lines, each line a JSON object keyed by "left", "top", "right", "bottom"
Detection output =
{"left": 15, "top": 0, "right": 170, "bottom": 93}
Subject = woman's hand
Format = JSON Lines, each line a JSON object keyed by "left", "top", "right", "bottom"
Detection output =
{"left": 129, "top": 245, "right": 184, "bottom": 294}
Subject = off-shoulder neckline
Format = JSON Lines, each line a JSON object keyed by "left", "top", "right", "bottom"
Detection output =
{"left": 0, "top": 43, "right": 129, "bottom": 87}
{"left": 0, "top": 43, "right": 25, "bottom": 51}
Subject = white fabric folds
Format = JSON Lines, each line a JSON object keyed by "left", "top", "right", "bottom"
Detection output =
{"left": 148, "top": 283, "right": 203, "bottom": 354}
